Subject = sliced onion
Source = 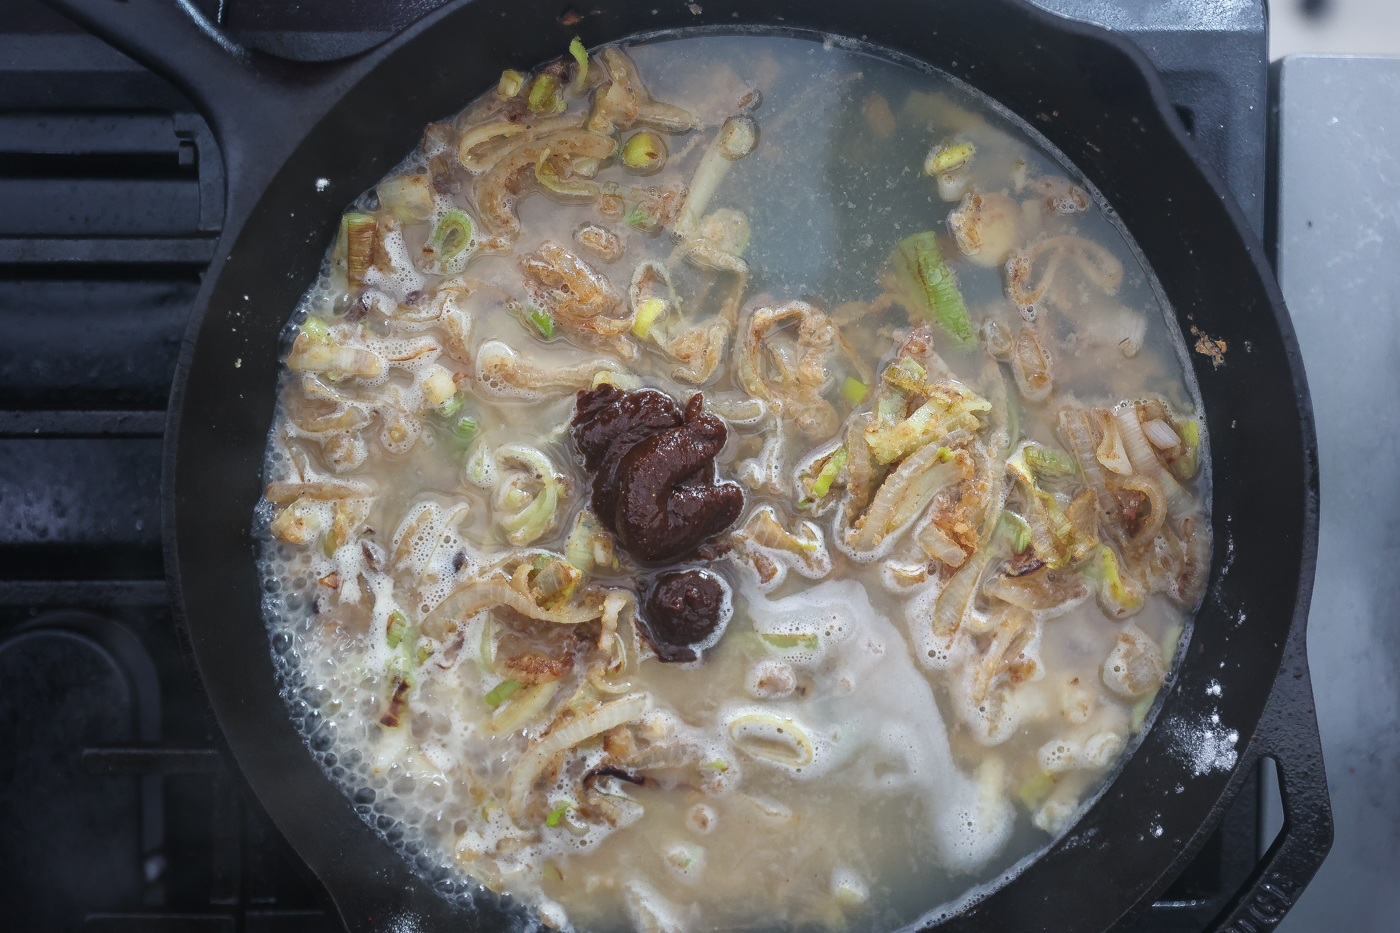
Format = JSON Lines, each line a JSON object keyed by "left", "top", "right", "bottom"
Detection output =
{"left": 969, "top": 608, "right": 1039, "bottom": 704}
{"left": 984, "top": 567, "right": 1088, "bottom": 612}
{"left": 493, "top": 445, "right": 563, "bottom": 546}
{"left": 507, "top": 693, "right": 648, "bottom": 820}
{"left": 475, "top": 339, "right": 627, "bottom": 399}
{"left": 292, "top": 405, "right": 369, "bottom": 435}
{"left": 587, "top": 662, "right": 633, "bottom": 695}
{"left": 982, "top": 318, "right": 1013, "bottom": 361}
{"left": 675, "top": 127, "right": 735, "bottom": 240}
{"left": 265, "top": 479, "right": 371, "bottom": 503}
{"left": 1113, "top": 405, "right": 1196, "bottom": 516}
{"left": 484, "top": 681, "right": 557, "bottom": 737}
{"left": 733, "top": 506, "right": 833, "bottom": 592}
{"left": 916, "top": 520, "right": 968, "bottom": 568}
{"left": 422, "top": 576, "right": 602, "bottom": 640}
{"left": 1095, "top": 414, "right": 1134, "bottom": 476}
{"left": 726, "top": 712, "right": 815, "bottom": 768}
{"left": 1173, "top": 515, "right": 1211, "bottom": 608}
{"left": 707, "top": 393, "right": 766, "bottom": 425}
{"left": 1011, "top": 326, "right": 1053, "bottom": 402}
{"left": 1057, "top": 406, "right": 1121, "bottom": 529}
{"left": 881, "top": 558, "right": 931, "bottom": 591}
{"left": 931, "top": 544, "right": 996, "bottom": 648}
{"left": 1113, "top": 474, "right": 1166, "bottom": 551}
{"left": 845, "top": 444, "right": 971, "bottom": 556}
{"left": 629, "top": 744, "right": 699, "bottom": 772}
{"left": 1142, "top": 418, "right": 1180, "bottom": 450}
{"left": 455, "top": 120, "right": 525, "bottom": 171}
{"left": 285, "top": 333, "right": 385, "bottom": 377}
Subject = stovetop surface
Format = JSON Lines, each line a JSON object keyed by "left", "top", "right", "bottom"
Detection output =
{"left": 0, "top": 1, "right": 1302, "bottom": 931}
{"left": 1272, "top": 53, "right": 1400, "bottom": 933}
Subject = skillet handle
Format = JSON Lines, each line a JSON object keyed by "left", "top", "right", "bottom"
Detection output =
{"left": 38, "top": 0, "right": 369, "bottom": 221}
{"left": 1205, "top": 619, "right": 1333, "bottom": 930}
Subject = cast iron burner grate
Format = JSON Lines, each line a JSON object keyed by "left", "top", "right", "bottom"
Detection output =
{"left": 0, "top": 1, "right": 1274, "bottom": 930}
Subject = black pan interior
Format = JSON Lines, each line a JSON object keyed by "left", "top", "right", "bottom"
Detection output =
{"left": 164, "top": 1, "right": 1315, "bottom": 930}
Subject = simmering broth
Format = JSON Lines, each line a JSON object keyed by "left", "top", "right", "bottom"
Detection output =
{"left": 256, "top": 34, "right": 1210, "bottom": 933}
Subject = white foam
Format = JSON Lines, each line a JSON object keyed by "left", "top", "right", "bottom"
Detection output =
{"left": 661, "top": 841, "right": 706, "bottom": 885}
{"left": 745, "top": 659, "right": 796, "bottom": 700}
{"left": 685, "top": 804, "right": 717, "bottom": 835}
{"left": 831, "top": 867, "right": 869, "bottom": 906}
{"left": 463, "top": 443, "right": 498, "bottom": 489}
{"left": 623, "top": 880, "right": 687, "bottom": 933}
{"left": 735, "top": 578, "right": 1013, "bottom": 871}
{"left": 741, "top": 578, "right": 860, "bottom": 666}
{"left": 475, "top": 341, "right": 542, "bottom": 400}
{"left": 536, "top": 899, "right": 569, "bottom": 931}
{"left": 362, "top": 224, "right": 426, "bottom": 301}
{"left": 936, "top": 757, "right": 1014, "bottom": 873}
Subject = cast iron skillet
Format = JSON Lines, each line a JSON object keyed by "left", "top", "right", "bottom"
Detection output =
{"left": 44, "top": 0, "right": 1332, "bottom": 930}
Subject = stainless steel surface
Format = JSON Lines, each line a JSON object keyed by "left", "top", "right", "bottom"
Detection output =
{"left": 1274, "top": 53, "right": 1400, "bottom": 933}
{"left": 1272, "top": 0, "right": 1400, "bottom": 59}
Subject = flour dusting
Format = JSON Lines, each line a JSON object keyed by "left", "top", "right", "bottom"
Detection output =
{"left": 1169, "top": 712, "right": 1239, "bottom": 776}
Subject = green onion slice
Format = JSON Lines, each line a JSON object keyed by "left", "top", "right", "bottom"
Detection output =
{"left": 425, "top": 210, "right": 474, "bottom": 265}
{"left": 808, "top": 448, "right": 847, "bottom": 500}
{"left": 484, "top": 679, "right": 522, "bottom": 709}
{"left": 524, "top": 306, "right": 556, "bottom": 340}
{"left": 892, "top": 231, "right": 975, "bottom": 349}
{"left": 385, "top": 610, "right": 409, "bottom": 649}
{"left": 567, "top": 38, "right": 588, "bottom": 96}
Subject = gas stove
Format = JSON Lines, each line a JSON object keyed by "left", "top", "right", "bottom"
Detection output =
{"left": 0, "top": 1, "right": 1354, "bottom": 931}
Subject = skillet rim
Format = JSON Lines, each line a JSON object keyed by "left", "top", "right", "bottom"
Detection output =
{"left": 156, "top": 1, "right": 1321, "bottom": 930}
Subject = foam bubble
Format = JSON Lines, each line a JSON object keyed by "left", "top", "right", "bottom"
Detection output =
{"left": 661, "top": 841, "right": 706, "bottom": 885}
{"left": 936, "top": 757, "right": 1013, "bottom": 874}
{"left": 474, "top": 340, "right": 543, "bottom": 400}
{"left": 362, "top": 225, "right": 426, "bottom": 301}
{"left": 831, "top": 867, "right": 869, "bottom": 906}
{"left": 745, "top": 659, "right": 796, "bottom": 700}
{"left": 685, "top": 804, "right": 717, "bottom": 835}
{"left": 741, "top": 578, "right": 861, "bottom": 667}
{"left": 1038, "top": 739, "right": 1079, "bottom": 774}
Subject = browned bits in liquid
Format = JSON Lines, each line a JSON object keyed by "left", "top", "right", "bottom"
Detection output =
{"left": 573, "top": 221, "right": 625, "bottom": 263}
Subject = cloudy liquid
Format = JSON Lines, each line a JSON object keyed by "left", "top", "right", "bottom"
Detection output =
{"left": 256, "top": 33, "right": 1208, "bottom": 933}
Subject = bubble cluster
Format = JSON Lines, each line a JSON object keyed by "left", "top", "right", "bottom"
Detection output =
{"left": 363, "top": 225, "right": 427, "bottom": 301}
{"left": 742, "top": 578, "right": 862, "bottom": 667}
{"left": 473, "top": 341, "right": 544, "bottom": 400}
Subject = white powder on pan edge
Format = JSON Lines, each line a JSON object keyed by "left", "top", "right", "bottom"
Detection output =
{"left": 1167, "top": 710, "right": 1239, "bottom": 776}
